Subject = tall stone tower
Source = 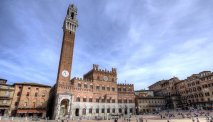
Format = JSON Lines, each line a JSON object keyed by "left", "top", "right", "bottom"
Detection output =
{"left": 53, "top": 4, "right": 78, "bottom": 119}
{"left": 56, "top": 4, "right": 78, "bottom": 91}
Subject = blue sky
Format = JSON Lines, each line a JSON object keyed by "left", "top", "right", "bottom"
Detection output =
{"left": 0, "top": 0, "right": 213, "bottom": 90}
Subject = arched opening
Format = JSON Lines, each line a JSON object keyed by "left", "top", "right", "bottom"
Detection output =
{"left": 75, "top": 108, "right": 79, "bottom": 116}
{"left": 59, "top": 99, "right": 69, "bottom": 117}
{"left": 71, "top": 12, "right": 74, "bottom": 19}
{"left": 124, "top": 108, "right": 128, "bottom": 115}
{"left": 82, "top": 108, "right": 86, "bottom": 115}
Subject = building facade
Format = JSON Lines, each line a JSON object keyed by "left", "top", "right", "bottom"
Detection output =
{"left": 176, "top": 71, "right": 213, "bottom": 110}
{"left": 50, "top": 4, "right": 135, "bottom": 120}
{"left": 149, "top": 77, "right": 182, "bottom": 109}
{"left": 149, "top": 71, "right": 213, "bottom": 110}
{"left": 68, "top": 65, "right": 135, "bottom": 119}
{"left": 135, "top": 90, "right": 165, "bottom": 114}
{"left": 0, "top": 79, "right": 14, "bottom": 116}
{"left": 10, "top": 83, "right": 51, "bottom": 118}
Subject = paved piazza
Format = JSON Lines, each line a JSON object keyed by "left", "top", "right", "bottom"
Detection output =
{"left": 0, "top": 110, "right": 213, "bottom": 122}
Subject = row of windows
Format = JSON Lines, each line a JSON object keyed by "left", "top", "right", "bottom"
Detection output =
{"left": 95, "top": 76, "right": 115, "bottom": 82}
{"left": 182, "top": 83, "right": 213, "bottom": 94}
{"left": 186, "top": 86, "right": 202, "bottom": 93}
{"left": 138, "top": 100, "right": 165, "bottom": 104}
{"left": 75, "top": 98, "right": 134, "bottom": 103}
{"left": 77, "top": 84, "right": 133, "bottom": 92}
{"left": 187, "top": 98, "right": 210, "bottom": 103}
{"left": 201, "top": 77, "right": 213, "bottom": 81}
{"left": 202, "top": 83, "right": 213, "bottom": 88}
{"left": 80, "top": 108, "right": 133, "bottom": 114}
{"left": 117, "top": 88, "right": 132, "bottom": 92}
{"left": 187, "top": 81, "right": 200, "bottom": 87}
{"left": 17, "top": 92, "right": 45, "bottom": 97}
{"left": 19, "top": 86, "right": 39, "bottom": 90}
{"left": 77, "top": 84, "right": 116, "bottom": 91}
{"left": 184, "top": 92, "right": 213, "bottom": 99}
{"left": 15, "top": 101, "right": 44, "bottom": 108}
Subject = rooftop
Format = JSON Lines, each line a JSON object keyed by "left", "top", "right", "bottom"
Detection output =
{"left": 13, "top": 82, "right": 51, "bottom": 88}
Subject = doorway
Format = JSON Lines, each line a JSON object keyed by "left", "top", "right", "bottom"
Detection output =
{"left": 59, "top": 99, "right": 69, "bottom": 117}
{"left": 75, "top": 108, "right": 79, "bottom": 116}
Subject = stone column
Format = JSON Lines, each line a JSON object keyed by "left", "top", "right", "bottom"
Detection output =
{"left": 79, "top": 108, "right": 82, "bottom": 116}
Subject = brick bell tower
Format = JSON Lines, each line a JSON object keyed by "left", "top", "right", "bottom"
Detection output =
{"left": 53, "top": 4, "right": 78, "bottom": 120}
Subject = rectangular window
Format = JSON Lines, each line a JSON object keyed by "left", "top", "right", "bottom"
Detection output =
{"left": 102, "top": 86, "right": 105, "bottom": 90}
{"left": 84, "top": 84, "right": 87, "bottom": 88}
{"left": 112, "top": 99, "right": 115, "bottom": 103}
{"left": 83, "top": 98, "right": 87, "bottom": 102}
{"left": 101, "top": 99, "right": 105, "bottom": 103}
{"left": 89, "top": 108, "right": 92, "bottom": 113}
{"left": 96, "top": 108, "right": 99, "bottom": 113}
{"left": 112, "top": 108, "right": 115, "bottom": 113}
{"left": 96, "top": 86, "right": 100, "bottom": 90}
{"left": 205, "top": 92, "right": 210, "bottom": 96}
{"left": 112, "top": 87, "right": 115, "bottom": 91}
{"left": 123, "top": 88, "right": 126, "bottom": 92}
{"left": 107, "top": 87, "right": 110, "bottom": 91}
{"left": 130, "top": 108, "right": 133, "bottom": 113}
{"left": 208, "top": 98, "right": 210, "bottom": 101}
{"left": 119, "top": 108, "right": 122, "bottom": 113}
{"left": 118, "top": 99, "right": 122, "bottom": 103}
{"left": 76, "top": 97, "right": 80, "bottom": 102}
{"left": 82, "top": 109, "right": 86, "bottom": 115}
{"left": 107, "top": 108, "right": 110, "bottom": 113}
{"left": 35, "top": 92, "right": 38, "bottom": 97}
{"left": 118, "top": 88, "right": 121, "bottom": 91}
{"left": 89, "top": 98, "right": 93, "bottom": 102}
{"left": 96, "top": 99, "right": 99, "bottom": 103}
{"left": 78, "top": 83, "right": 81, "bottom": 88}
{"left": 90, "top": 85, "right": 93, "bottom": 89}
{"left": 124, "top": 99, "right": 127, "bottom": 103}
{"left": 129, "top": 100, "right": 132, "bottom": 103}
{"left": 107, "top": 99, "right": 110, "bottom": 103}
{"left": 102, "top": 108, "right": 105, "bottom": 113}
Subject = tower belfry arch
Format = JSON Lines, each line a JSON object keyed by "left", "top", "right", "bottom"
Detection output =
{"left": 52, "top": 4, "right": 78, "bottom": 120}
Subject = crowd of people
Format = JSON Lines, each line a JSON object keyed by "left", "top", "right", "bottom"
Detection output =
{"left": 136, "top": 110, "right": 213, "bottom": 122}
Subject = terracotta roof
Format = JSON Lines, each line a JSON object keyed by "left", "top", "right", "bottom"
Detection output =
{"left": 13, "top": 82, "right": 51, "bottom": 88}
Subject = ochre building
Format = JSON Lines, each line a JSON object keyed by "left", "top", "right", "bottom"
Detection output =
{"left": 0, "top": 79, "right": 14, "bottom": 116}
{"left": 149, "top": 71, "right": 213, "bottom": 110}
{"left": 135, "top": 90, "right": 165, "bottom": 114}
{"left": 10, "top": 83, "right": 51, "bottom": 117}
